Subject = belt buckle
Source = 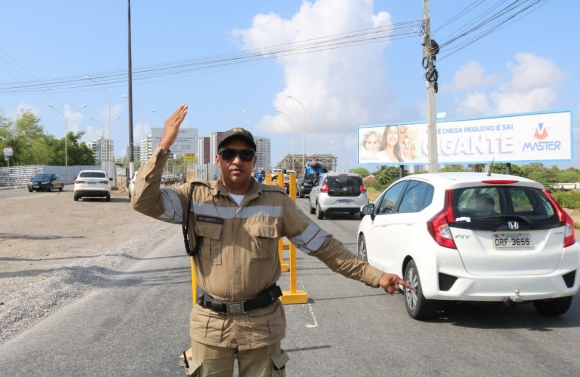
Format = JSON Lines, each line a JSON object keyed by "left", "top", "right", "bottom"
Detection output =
{"left": 226, "top": 301, "right": 245, "bottom": 314}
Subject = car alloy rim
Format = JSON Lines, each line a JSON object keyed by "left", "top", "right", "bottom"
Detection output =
{"left": 358, "top": 238, "right": 367, "bottom": 260}
{"left": 405, "top": 267, "right": 418, "bottom": 310}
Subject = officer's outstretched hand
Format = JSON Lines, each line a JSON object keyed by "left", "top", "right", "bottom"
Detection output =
{"left": 379, "top": 273, "right": 414, "bottom": 295}
{"left": 159, "top": 103, "right": 188, "bottom": 152}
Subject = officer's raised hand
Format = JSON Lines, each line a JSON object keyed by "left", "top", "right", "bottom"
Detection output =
{"left": 379, "top": 273, "right": 414, "bottom": 295}
{"left": 159, "top": 103, "right": 188, "bottom": 152}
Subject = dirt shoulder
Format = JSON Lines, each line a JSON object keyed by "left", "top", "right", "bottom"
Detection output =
{"left": 0, "top": 187, "right": 182, "bottom": 344}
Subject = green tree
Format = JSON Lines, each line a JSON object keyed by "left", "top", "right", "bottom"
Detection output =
{"left": 440, "top": 164, "right": 464, "bottom": 172}
{"left": 349, "top": 167, "right": 370, "bottom": 177}
{"left": 1, "top": 108, "right": 52, "bottom": 166}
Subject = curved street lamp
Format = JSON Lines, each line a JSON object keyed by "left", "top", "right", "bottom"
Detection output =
{"left": 287, "top": 95, "right": 306, "bottom": 170}
{"left": 277, "top": 110, "right": 294, "bottom": 170}
{"left": 151, "top": 109, "right": 166, "bottom": 121}
{"left": 46, "top": 103, "right": 87, "bottom": 166}
{"left": 232, "top": 109, "right": 248, "bottom": 128}
{"left": 84, "top": 76, "right": 111, "bottom": 175}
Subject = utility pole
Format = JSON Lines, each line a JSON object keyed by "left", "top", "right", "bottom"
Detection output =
{"left": 128, "top": 0, "right": 135, "bottom": 179}
{"left": 423, "top": 0, "right": 439, "bottom": 173}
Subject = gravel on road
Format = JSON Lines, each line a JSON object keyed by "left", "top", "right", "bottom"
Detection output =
{"left": 0, "top": 188, "right": 183, "bottom": 344}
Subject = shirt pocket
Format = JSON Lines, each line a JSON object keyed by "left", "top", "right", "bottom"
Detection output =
{"left": 194, "top": 222, "right": 223, "bottom": 265}
{"left": 245, "top": 222, "right": 279, "bottom": 262}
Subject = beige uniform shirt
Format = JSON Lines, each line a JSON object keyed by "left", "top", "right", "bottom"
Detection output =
{"left": 133, "top": 147, "right": 384, "bottom": 350}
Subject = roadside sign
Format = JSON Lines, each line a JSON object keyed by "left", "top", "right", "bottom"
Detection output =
{"left": 183, "top": 153, "right": 197, "bottom": 162}
{"left": 3, "top": 147, "right": 13, "bottom": 157}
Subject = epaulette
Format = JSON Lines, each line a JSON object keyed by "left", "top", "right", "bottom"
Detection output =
{"left": 187, "top": 178, "right": 212, "bottom": 188}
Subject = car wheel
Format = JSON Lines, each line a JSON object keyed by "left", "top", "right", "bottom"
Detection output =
{"left": 28, "top": 188, "right": 33, "bottom": 192}
{"left": 299, "top": 188, "right": 304, "bottom": 198}
{"left": 128, "top": 191, "right": 131, "bottom": 199}
{"left": 74, "top": 195, "right": 79, "bottom": 201}
{"left": 357, "top": 234, "right": 368, "bottom": 262}
{"left": 533, "top": 296, "right": 573, "bottom": 316}
{"left": 106, "top": 195, "right": 111, "bottom": 202}
{"left": 404, "top": 260, "right": 438, "bottom": 320}
{"left": 49, "top": 184, "right": 53, "bottom": 192}
{"left": 309, "top": 201, "right": 316, "bottom": 214}
{"left": 59, "top": 184, "right": 63, "bottom": 192}
{"left": 316, "top": 203, "right": 325, "bottom": 220}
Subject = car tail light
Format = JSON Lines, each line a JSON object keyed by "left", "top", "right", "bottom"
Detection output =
{"left": 427, "top": 189, "right": 457, "bottom": 249}
{"left": 542, "top": 189, "right": 576, "bottom": 248}
{"left": 161, "top": 180, "right": 165, "bottom": 185}
{"left": 360, "top": 184, "right": 367, "bottom": 193}
{"left": 320, "top": 183, "right": 329, "bottom": 193}
{"left": 99, "top": 180, "right": 109, "bottom": 185}
{"left": 300, "top": 182, "right": 304, "bottom": 186}
{"left": 75, "top": 180, "right": 84, "bottom": 184}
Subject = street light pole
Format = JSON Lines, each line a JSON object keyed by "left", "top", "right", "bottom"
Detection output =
{"left": 287, "top": 96, "right": 305, "bottom": 171}
{"left": 84, "top": 76, "right": 111, "bottom": 176}
{"left": 151, "top": 109, "right": 166, "bottom": 122}
{"left": 277, "top": 110, "right": 294, "bottom": 171}
{"left": 124, "top": 95, "right": 145, "bottom": 142}
{"left": 47, "top": 103, "right": 87, "bottom": 166}
{"left": 232, "top": 109, "right": 248, "bottom": 128}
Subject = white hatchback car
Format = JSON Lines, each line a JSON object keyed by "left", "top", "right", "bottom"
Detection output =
{"left": 357, "top": 172, "right": 579, "bottom": 319}
{"left": 73, "top": 170, "right": 112, "bottom": 202}
{"left": 128, "top": 171, "right": 165, "bottom": 199}
{"left": 309, "top": 172, "right": 369, "bottom": 219}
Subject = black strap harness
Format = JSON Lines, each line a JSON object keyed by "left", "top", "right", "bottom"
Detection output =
{"left": 197, "top": 284, "right": 283, "bottom": 314}
{"left": 182, "top": 182, "right": 202, "bottom": 257}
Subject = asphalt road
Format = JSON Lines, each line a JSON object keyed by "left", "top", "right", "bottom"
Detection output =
{"left": 1, "top": 197, "right": 580, "bottom": 376}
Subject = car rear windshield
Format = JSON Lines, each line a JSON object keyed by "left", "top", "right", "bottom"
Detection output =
{"left": 325, "top": 175, "right": 363, "bottom": 196}
{"left": 79, "top": 172, "right": 107, "bottom": 178}
{"left": 452, "top": 186, "right": 559, "bottom": 225}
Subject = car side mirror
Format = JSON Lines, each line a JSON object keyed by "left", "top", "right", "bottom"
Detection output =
{"left": 361, "top": 203, "right": 375, "bottom": 221}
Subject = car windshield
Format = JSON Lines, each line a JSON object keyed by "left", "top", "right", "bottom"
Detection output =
{"left": 34, "top": 174, "right": 52, "bottom": 180}
{"left": 452, "top": 186, "right": 558, "bottom": 223}
{"left": 79, "top": 172, "right": 107, "bottom": 178}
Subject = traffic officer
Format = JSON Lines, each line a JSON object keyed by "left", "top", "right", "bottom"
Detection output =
{"left": 132, "top": 103, "right": 413, "bottom": 377}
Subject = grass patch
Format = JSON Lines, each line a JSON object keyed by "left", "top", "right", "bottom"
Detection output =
{"left": 367, "top": 187, "right": 381, "bottom": 203}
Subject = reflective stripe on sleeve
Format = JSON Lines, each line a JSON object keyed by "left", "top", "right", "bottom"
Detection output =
{"left": 290, "top": 220, "right": 330, "bottom": 254}
{"left": 157, "top": 189, "right": 184, "bottom": 224}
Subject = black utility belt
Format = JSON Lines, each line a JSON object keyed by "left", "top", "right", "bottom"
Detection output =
{"left": 197, "top": 284, "right": 283, "bottom": 314}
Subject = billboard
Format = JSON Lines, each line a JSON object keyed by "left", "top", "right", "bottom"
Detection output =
{"left": 151, "top": 127, "right": 198, "bottom": 154}
{"left": 357, "top": 110, "right": 572, "bottom": 165}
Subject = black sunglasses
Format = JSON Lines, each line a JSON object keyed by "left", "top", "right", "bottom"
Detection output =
{"left": 219, "top": 148, "right": 255, "bottom": 162}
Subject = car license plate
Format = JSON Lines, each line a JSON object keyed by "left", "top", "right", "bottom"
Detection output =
{"left": 33, "top": 185, "right": 39, "bottom": 188}
{"left": 336, "top": 199, "right": 353, "bottom": 205}
{"left": 493, "top": 233, "right": 532, "bottom": 248}
{"left": 88, "top": 182, "right": 97, "bottom": 185}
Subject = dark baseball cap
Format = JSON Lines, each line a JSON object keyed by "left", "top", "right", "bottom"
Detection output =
{"left": 218, "top": 127, "right": 256, "bottom": 151}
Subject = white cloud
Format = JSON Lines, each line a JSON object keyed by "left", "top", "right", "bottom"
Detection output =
{"left": 455, "top": 53, "right": 566, "bottom": 117}
{"left": 441, "top": 61, "right": 501, "bottom": 94}
{"left": 15, "top": 102, "right": 39, "bottom": 117}
{"left": 232, "top": 0, "right": 395, "bottom": 165}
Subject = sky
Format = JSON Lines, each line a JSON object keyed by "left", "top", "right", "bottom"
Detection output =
{"left": 1, "top": 0, "right": 578, "bottom": 172}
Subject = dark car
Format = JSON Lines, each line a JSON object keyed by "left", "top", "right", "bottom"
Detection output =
{"left": 28, "top": 173, "right": 64, "bottom": 192}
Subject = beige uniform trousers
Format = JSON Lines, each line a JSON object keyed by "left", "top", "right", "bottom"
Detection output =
{"left": 186, "top": 339, "right": 288, "bottom": 377}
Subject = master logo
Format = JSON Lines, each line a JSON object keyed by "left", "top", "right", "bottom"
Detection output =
{"left": 533, "top": 122, "right": 549, "bottom": 140}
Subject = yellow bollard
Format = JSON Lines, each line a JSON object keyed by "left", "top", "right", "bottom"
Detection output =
{"left": 280, "top": 242, "right": 308, "bottom": 304}
{"left": 190, "top": 256, "right": 197, "bottom": 305}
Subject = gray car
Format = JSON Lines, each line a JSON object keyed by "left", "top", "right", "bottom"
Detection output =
{"left": 308, "top": 172, "right": 369, "bottom": 219}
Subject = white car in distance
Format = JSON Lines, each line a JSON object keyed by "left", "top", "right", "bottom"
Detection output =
{"left": 357, "top": 172, "right": 579, "bottom": 319}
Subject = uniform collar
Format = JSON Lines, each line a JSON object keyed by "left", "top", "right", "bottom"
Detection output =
{"left": 213, "top": 177, "right": 262, "bottom": 201}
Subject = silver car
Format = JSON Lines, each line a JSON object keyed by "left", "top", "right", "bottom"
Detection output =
{"left": 308, "top": 172, "right": 369, "bottom": 219}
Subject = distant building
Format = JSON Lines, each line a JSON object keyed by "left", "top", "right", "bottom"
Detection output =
{"left": 254, "top": 136, "right": 271, "bottom": 172}
{"left": 140, "top": 136, "right": 152, "bottom": 163}
{"left": 277, "top": 153, "right": 337, "bottom": 173}
{"left": 125, "top": 144, "right": 141, "bottom": 164}
{"left": 210, "top": 132, "right": 225, "bottom": 161}
{"left": 198, "top": 137, "right": 210, "bottom": 164}
{"left": 87, "top": 137, "right": 114, "bottom": 164}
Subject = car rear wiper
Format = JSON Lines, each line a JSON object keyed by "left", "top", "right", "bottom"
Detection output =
{"left": 482, "top": 214, "right": 535, "bottom": 228}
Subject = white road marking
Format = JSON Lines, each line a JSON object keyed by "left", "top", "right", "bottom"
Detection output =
{"left": 298, "top": 276, "right": 318, "bottom": 328}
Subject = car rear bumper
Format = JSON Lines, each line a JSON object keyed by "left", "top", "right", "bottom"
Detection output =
{"left": 426, "top": 270, "right": 579, "bottom": 302}
{"left": 74, "top": 190, "right": 110, "bottom": 197}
